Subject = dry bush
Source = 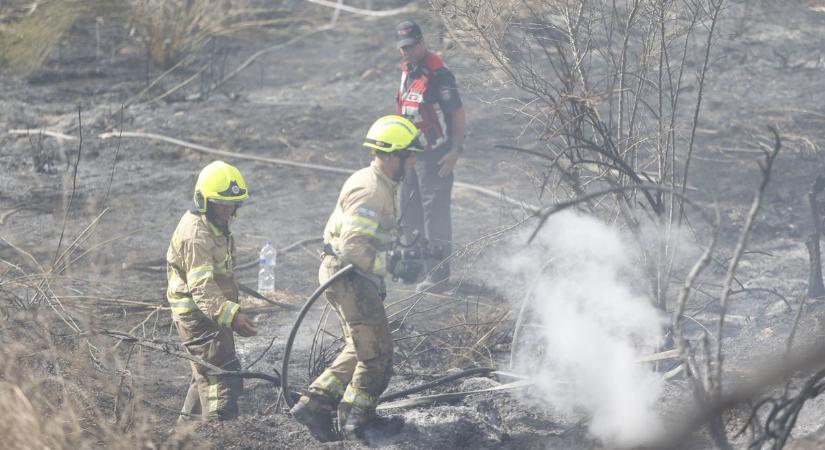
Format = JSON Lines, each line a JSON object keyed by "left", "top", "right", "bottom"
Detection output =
{"left": 430, "top": 2, "right": 816, "bottom": 447}
{"left": 0, "top": 0, "right": 125, "bottom": 75}
{"left": 129, "top": 0, "right": 300, "bottom": 68}
{"left": 434, "top": 0, "right": 727, "bottom": 309}
{"left": 432, "top": 2, "right": 797, "bottom": 447}
{"left": 0, "top": 0, "right": 305, "bottom": 74}
{"left": 0, "top": 319, "right": 105, "bottom": 449}
{"left": 0, "top": 310, "right": 173, "bottom": 449}
{"left": 0, "top": 225, "right": 195, "bottom": 448}
{"left": 388, "top": 293, "right": 513, "bottom": 373}
{"left": 301, "top": 290, "right": 511, "bottom": 383}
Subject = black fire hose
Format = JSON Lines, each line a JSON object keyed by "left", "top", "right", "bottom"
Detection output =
{"left": 379, "top": 367, "right": 495, "bottom": 402}
{"left": 280, "top": 264, "right": 499, "bottom": 409}
{"left": 281, "top": 263, "right": 356, "bottom": 408}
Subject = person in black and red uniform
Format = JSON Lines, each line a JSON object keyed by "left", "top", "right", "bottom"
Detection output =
{"left": 395, "top": 19, "right": 466, "bottom": 292}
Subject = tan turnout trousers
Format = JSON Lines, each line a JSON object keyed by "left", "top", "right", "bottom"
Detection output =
{"left": 307, "top": 254, "right": 394, "bottom": 413}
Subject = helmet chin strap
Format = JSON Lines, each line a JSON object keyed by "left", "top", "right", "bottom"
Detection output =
{"left": 204, "top": 201, "right": 236, "bottom": 233}
{"left": 394, "top": 150, "right": 412, "bottom": 182}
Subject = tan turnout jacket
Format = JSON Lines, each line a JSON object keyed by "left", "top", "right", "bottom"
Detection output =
{"left": 166, "top": 211, "right": 241, "bottom": 331}
{"left": 323, "top": 161, "right": 399, "bottom": 277}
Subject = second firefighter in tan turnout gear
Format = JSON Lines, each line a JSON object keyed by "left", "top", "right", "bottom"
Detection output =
{"left": 291, "top": 115, "right": 423, "bottom": 442}
{"left": 167, "top": 160, "right": 258, "bottom": 422}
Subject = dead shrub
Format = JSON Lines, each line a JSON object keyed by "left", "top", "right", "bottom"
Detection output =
{"left": 131, "top": 0, "right": 233, "bottom": 68}
{"left": 0, "top": 0, "right": 303, "bottom": 74}
{"left": 0, "top": 315, "right": 155, "bottom": 449}
{"left": 0, "top": 0, "right": 126, "bottom": 75}
{"left": 0, "top": 242, "right": 196, "bottom": 448}
{"left": 130, "top": 0, "right": 310, "bottom": 68}
{"left": 389, "top": 293, "right": 513, "bottom": 373}
{"left": 29, "top": 133, "right": 59, "bottom": 174}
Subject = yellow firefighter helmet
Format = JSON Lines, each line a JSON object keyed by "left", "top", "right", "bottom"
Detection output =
{"left": 193, "top": 161, "right": 248, "bottom": 213}
{"left": 363, "top": 115, "right": 425, "bottom": 153}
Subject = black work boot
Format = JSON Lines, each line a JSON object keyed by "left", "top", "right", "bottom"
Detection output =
{"left": 290, "top": 395, "right": 340, "bottom": 442}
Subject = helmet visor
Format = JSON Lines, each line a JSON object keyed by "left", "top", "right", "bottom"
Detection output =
{"left": 208, "top": 198, "right": 244, "bottom": 207}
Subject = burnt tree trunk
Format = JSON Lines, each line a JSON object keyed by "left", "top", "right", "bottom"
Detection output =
{"left": 806, "top": 175, "right": 825, "bottom": 298}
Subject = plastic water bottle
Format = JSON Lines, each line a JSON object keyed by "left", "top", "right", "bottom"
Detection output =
{"left": 257, "top": 241, "right": 276, "bottom": 292}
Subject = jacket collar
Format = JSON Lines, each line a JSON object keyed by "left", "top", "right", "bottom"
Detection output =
{"left": 190, "top": 209, "right": 231, "bottom": 237}
{"left": 370, "top": 160, "right": 398, "bottom": 190}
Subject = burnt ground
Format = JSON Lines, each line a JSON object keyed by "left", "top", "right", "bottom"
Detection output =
{"left": 4, "top": 1, "right": 825, "bottom": 449}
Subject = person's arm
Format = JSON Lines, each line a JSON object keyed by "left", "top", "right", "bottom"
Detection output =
{"left": 335, "top": 188, "right": 387, "bottom": 275}
{"left": 449, "top": 107, "right": 465, "bottom": 152}
{"left": 434, "top": 68, "right": 465, "bottom": 177}
{"left": 438, "top": 107, "right": 465, "bottom": 177}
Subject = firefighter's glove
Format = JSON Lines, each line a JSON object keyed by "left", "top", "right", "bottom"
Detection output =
{"left": 232, "top": 312, "right": 258, "bottom": 337}
{"left": 388, "top": 249, "right": 424, "bottom": 284}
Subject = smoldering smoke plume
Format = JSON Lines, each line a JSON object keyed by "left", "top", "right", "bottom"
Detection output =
{"left": 505, "top": 211, "right": 666, "bottom": 447}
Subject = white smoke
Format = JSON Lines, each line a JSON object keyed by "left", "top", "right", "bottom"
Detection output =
{"left": 504, "top": 211, "right": 666, "bottom": 448}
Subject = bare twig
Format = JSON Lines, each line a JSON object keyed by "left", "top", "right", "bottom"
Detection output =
{"left": 98, "top": 329, "right": 281, "bottom": 384}
{"left": 53, "top": 104, "right": 83, "bottom": 267}
{"left": 304, "top": 0, "right": 415, "bottom": 17}
{"left": 99, "top": 105, "right": 124, "bottom": 211}
{"left": 655, "top": 340, "right": 825, "bottom": 449}
{"left": 678, "top": 0, "right": 725, "bottom": 226}
{"left": 713, "top": 128, "right": 782, "bottom": 397}
{"left": 528, "top": 184, "right": 715, "bottom": 244}
{"left": 147, "top": 63, "right": 209, "bottom": 103}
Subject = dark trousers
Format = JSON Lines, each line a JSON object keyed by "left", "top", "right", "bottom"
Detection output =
{"left": 401, "top": 143, "right": 453, "bottom": 282}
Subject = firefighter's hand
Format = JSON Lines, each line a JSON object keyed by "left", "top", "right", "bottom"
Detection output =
{"left": 437, "top": 149, "right": 460, "bottom": 177}
{"left": 232, "top": 313, "right": 257, "bottom": 337}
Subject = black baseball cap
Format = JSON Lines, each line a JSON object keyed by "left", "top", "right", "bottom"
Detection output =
{"left": 396, "top": 20, "right": 423, "bottom": 48}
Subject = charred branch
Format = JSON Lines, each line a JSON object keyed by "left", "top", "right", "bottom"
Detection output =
{"left": 806, "top": 175, "right": 825, "bottom": 298}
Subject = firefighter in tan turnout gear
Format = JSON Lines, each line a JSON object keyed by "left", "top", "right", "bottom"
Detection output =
{"left": 167, "top": 160, "right": 258, "bottom": 422}
{"left": 290, "top": 115, "right": 424, "bottom": 442}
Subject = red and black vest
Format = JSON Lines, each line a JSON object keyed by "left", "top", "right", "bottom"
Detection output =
{"left": 396, "top": 52, "right": 447, "bottom": 150}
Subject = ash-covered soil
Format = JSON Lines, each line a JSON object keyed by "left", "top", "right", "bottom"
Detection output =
{"left": 4, "top": 1, "right": 825, "bottom": 449}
